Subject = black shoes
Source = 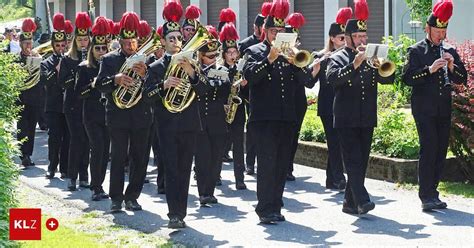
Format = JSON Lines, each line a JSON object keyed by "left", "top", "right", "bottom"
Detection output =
{"left": 326, "top": 179, "right": 347, "bottom": 191}
{"left": 21, "top": 156, "right": 34, "bottom": 167}
{"left": 222, "top": 154, "right": 233, "bottom": 162}
{"left": 422, "top": 198, "right": 448, "bottom": 211}
{"left": 259, "top": 215, "right": 277, "bottom": 225}
{"left": 67, "top": 180, "right": 77, "bottom": 191}
{"left": 272, "top": 213, "right": 286, "bottom": 222}
{"left": 168, "top": 217, "right": 186, "bottom": 229}
{"left": 286, "top": 173, "right": 296, "bottom": 181}
{"left": 357, "top": 202, "right": 375, "bottom": 214}
{"left": 45, "top": 171, "right": 55, "bottom": 179}
{"left": 157, "top": 187, "right": 166, "bottom": 194}
{"left": 236, "top": 181, "right": 247, "bottom": 190}
{"left": 60, "top": 173, "right": 67, "bottom": 179}
{"left": 342, "top": 205, "right": 358, "bottom": 215}
{"left": 199, "top": 196, "right": 218, "bottom": 206}
{"left": 79, "top": 181, "right": 90, "bottom": 188}
{"left": 246, "top": 167, "right": 255, "bottom": 175}
{"left": 91, "top": 187, "right": 109, "bottom": 201}
{"left": 433, "top": 198, "right": 448, "bottom": 209}
{"left": 125, "top": 200, "right": 142, "bottom": 211}
{"left": 110, "top": 200, "right": 123, "bottom": 212}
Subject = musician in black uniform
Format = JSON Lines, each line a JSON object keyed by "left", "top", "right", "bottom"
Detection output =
{"left": 16, "top": 18, "right": 41, "bottom": 167}
{"left": 58, "top": 12, "right": 92, "bottom": 191}
{"left": 41, "top": 13, "right": 69, "bottom": 179}
{"left": 181, "top": 5, "right": 201, "bottom": 44}
{"left": 402, "top": 1, "right": 467, "bottom": 211}
{"left": 243, "top": 0, "right": 312, "bottom": 224}
{"left": 96, "top": 12, "right": 152, "bottom": 212}
{"left": 313, "top": 7, "right": 352, "bottom": 190}
{"left": 238, "top": 1, "right": 271, "bottom": 175}
{"left": 76, "top": 17, "right": 111, "bottom": 201}
{"left": 220, "top": 22, "right": 247, "bottom": 190}
{"left": 144, "top": 1, "right": 209, "bottom": 228}
{"left": 326, "top": 1, "right": 395, "bottom": 215}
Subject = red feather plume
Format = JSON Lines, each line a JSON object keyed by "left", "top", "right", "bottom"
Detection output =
{"left": 433, "top": 0, "right": 453, "bottom": 22}
{"left": 53, "top": 13, "right": 65, "bottom": 31}
{"left": 156, "top": 25, "right": 163, "bottom": 37}
{"left": 336, "top": 7, "right": 353, "bottom": 25}
{"left": 270, "top": 0, "right": 290, "bottom": 20}
{"left": 107, "top": 19, "right": 114, "bottom": 33}
{"left": 219, "top": 8, "right": 236, "bottom": 23}
{"left": 219, "top": 22, "right": 239, "bottom": 42}
{"left": 205, "top": 25, "right": 219, "bottom": 40}
{"left": 75, "top": 12, "right": 92, "bottom": 30}
{"left": 22, "top": 18, "right": 37, "bottom": 33}
{"left": 64, "top": 20, "right": 74, "bottom": 34}
{"left": 92, "top": 16, "right": 110, "bottom": 36}
{"left": 354, "top": 0, "right": 369, "bottom": 21}
{"left": 120, "top": 12, "right": 140, "bottom": 31}
{"left": 185, "top": 4, "right": 201, "bottom": 19}
{"left": 112, "top": 22, "right": 121, "bottom": 35}
{"left": 287, "top": 12, "right": 305, "bottom": 29}
{"left": 138, "top": 20, "right": 151, "bottom": 38}
{"left": 261, "top": 2, "right": 272, "bottom": 17}
{"left": 163, "top": 0, "right": 183, "bottom": 22}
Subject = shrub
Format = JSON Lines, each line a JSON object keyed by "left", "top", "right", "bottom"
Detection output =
{"left": 0, "top": 52, "right": 25, "bottom": 247}
{"left": 449, "top": 40, "right": 474, "bottom": 182}
{"left": 300, "top": 107, "right": 326, "bottom": 143}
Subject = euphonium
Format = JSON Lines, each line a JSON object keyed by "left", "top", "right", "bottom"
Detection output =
{"left": 19, "top": 50, "right": 42, "bottom": 91}
{"left": 33, "top": 42, "right": 53, "bottom": 57}
{"left": 162, "top": 24, "right": 214, "bottom": 113}
{"left": 112, "top": 30, "right": 161, "bottom": 109}
{"left": 356, "top": 45, "right": 396, "bottom": 77}
{"left": 225, "top": 71, "right": 243, "bottom": 124}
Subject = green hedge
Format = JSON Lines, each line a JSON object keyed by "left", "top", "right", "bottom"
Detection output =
{"left": 0, "top": 52, "right": 25, "bottom": 247}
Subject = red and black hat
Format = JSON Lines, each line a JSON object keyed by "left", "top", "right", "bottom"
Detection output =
{"left": 255, "top": 2, "right": 272, "bottom": 27}
{"left": 64, "top": 20, "right": 74, "bottom": 40}
{"left": 162, "top": 0, "right": 183, "bottom": 37}
{"left": 156, "top": 25, "right": 163, "bottom": 38}
{"left": 427, "top": 0, "right": 453, "bottom": 29}
{"left": 138, "top": 20, "right": 151, "bottom": 41}
{"left": 329, "top": 7, "right": 352, "bottom": 36}
{"left": 219, "top": 22, "right": 239, "bottom": 51}
{"left": 111, "top": 22, "right": 121, "bottom": 38}
{"left": 75, "top": 12, "right": 92, "bottom": 36}
{"left": 217, "top": 8, "right": 236, "bottom": 32}
{"left": 285, "top": 12, "right": 305, "bottom": 35}
{"left": 119, "top": 12, "right": 140, "bottom": 39}
{"left": 345, "top": 0, "right": 369, "bottom": 34}
{"left": 52, "top": 13, "right": 66, "bottom": 43}
{"left": 20, "top": 18, "right": 37, "bottom": 41}
{"left": 92, "top": 16, "right": 111, "bottom": 45}
{"left": 264, "top": 0, "right": 290, "bottom": 29}
{"left": 200, "top": 25, "right": 220, "bottom": 53}
{"left": 182, "top": 4, "right": 201, "bottom": 29}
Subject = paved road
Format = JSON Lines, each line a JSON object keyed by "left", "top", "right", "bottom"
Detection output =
{"left": 19, "top": 128, "right": 474, "bottom": 246}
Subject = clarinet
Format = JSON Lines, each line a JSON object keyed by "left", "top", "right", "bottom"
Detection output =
{"left": 81, "top": 47, "right": 87, "bottom": 61}
{"left": 440, "top": 41, "right": 451, "bottom": 87}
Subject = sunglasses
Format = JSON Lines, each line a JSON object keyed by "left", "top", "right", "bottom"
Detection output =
{"left": 204, "top": 54, "right": 217, "bottom": 59}
{"left": 337, "top": 36, "right": 345, "bottom": 41}
{"left": 94, "top": 46, "right": 108, "bottom": 51}
{"left": 268, "top": 28, "right": 285, "bottom": 35}
{"left": 167, "top": 35, "right": 183, "bottom": 42}
{"left": 54, "top": 44, "right": 66, "bottom": 48}
{"left": 184, "top": 28, "right": 196, "bottom": 33}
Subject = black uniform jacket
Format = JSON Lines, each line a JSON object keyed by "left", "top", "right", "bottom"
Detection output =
{"left": 75, "top": 61, "right": 105, "bottom": 124}
{"left": 238, "top": 34, "right": 260, "bottom": 102}
{"left": 314, "top": 51, "right": 336, "bottom": 116}
{"left": 143, "top": 54, "right": 210, "bottom": 133}
{"left": 58, "top": 55, "right": 82, "bottom": 114}
{"left": 95, "top": 49, "right": 152, "bottom": 129}
{"left": 197, "top": 64, "right": 230, "bottom": 135}
{"left": 243, "top": 40, "right": 312, "bottom": 123}
{"left": 40, "top": 53, "right": 64, "bottom": 113}
{"left": 17, "top": 53, "right": 44, "bottom": 106}
{"left": 402, "top": 39, "right": 467, "bottom": 117}
{"left": 326, "top": 47, "right": 395, "bottom": 128}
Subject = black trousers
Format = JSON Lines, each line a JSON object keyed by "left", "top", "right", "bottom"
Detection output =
{"left": 46, "top": 112, "right": 69, "bottom": 174}
{"left": 336, "top": 127, "right": 373, "bottom": 207}
{"left": 38, "top": 87, "right": 47, "bottom": 128}
{"left": 289, "top": 103, "right": 307, "bottom": 173}
{"left": 84, "top": 121, "right": 109, "bottom": 190}
{"left": 149, "top": 121, "right": 165, "bottom": 190}
{"left": 251, "top": 121, "right": 295, "bottom": 217}
{"left": 108, "top": 127, "right": 150, "bottom": 202}
{"left": 66, "top": 113, "right": 89, "bottom": 181}
{"left": 225, "top": 106, "right": 246, "bottom": 182}
{"left": 320, "top": 115, "right": 345, "bottom": 185}
{"left": 245, "top": 103, "right": 256, "bottom": 170}
{"left": 17, "top": 104, "right": 39, "bottom": 156}
{"left": 159, "top": 127, "right": 196, "bottom": 220}
{"left": 195, "top": 129, "right": 227, "bottom": 197}
{"left": 414, "top": 115, "right": 451, "bottom": 202}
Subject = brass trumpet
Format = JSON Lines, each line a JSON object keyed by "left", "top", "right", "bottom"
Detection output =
{"left": 356, "top": 44, "right": 395, "bottom": 77}
{"left": 277, "top": 42, "right": 312, "bottom": 68}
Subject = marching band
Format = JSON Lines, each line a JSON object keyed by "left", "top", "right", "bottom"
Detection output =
{"left": 12, "top": 0, "right": 467, "bottom": 229}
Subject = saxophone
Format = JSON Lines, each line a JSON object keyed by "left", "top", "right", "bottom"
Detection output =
{"left": 112, "top": 30, "right": 161, "bottom": 109}
{"left": 225, "top": 70, "right": 243, "bottom": 124}
{"left": 162, "top": 24, "right": 214, "bottom": 113}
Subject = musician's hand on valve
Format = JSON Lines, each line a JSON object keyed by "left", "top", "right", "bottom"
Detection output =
{"left": 268, "top": 47, "right": 280, "bottom": 64}
{"left": 311, "top": 61, "right": 321, "bottom": 78}
{"left": 132, "top": 61, "right": 147, "bottom": 78}
{"left": 114, "top": 73, "right": 134, "bottom": 89}
{"left": 429, "top": 58, "right": 447, "bottom": 74}
{"left": 178, "top": 58, "right": 196, "bottom": 79}
{"left": 353, "top": 50, "right": 366, "bottom": 69}
{"left": 164, "top": 76, "right": 181, "bottom": 89}
{"left": 442, "top": 52, "right": 455, "bottom": 72}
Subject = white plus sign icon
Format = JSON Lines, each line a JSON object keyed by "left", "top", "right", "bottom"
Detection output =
{"left": 45, "top": 218, "right": 59, "bottom": 231}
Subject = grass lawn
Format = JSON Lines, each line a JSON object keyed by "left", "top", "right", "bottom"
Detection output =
{"left": 397, "top": 181, "right": 474, "bottom": 199}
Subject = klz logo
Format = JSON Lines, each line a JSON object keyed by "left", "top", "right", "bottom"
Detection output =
{"left": 9, "top": 208, "right": 41, "bottom": 240}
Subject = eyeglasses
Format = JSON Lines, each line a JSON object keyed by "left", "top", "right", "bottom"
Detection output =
{"left": 167, "top": 35, "right": 183, "bottom": 42}
{"left": 54, "top": 44, "right": 66, "bottom": 48}
{"left": 225, "top": 50, "right": 239, "bottom": 56}
{"left": 268, "top": 28, "right": 285, "bottom": 35}
{"left": 184, "top": 28, "right": 196, "bottom": 33}
{"left": 351, "top": 34, "right": 368, "bottom": 39}
{"left": 204, "top": 53, "right": 217, "bottom": 59}
{"left": 94, "top": 46, "right": 108, "bottom": 52}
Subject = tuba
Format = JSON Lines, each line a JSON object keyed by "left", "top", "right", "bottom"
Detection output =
{"left": 162, "top": 24, "right": 214, "bottom": 113}
{"left": 112, "top": 30, "right": 162, "bottom": 109}
{"left": 356, "top": 44, "right": 396, "bottom": 77}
